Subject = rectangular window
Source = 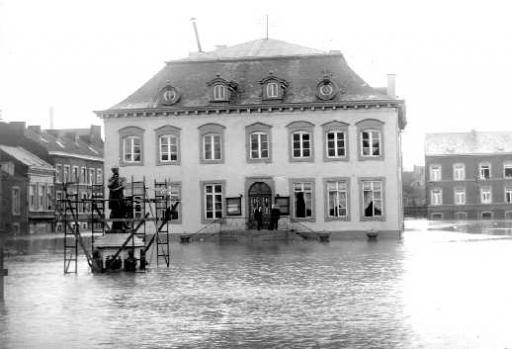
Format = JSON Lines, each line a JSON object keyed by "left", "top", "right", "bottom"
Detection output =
{"left": 430, "top": 165, "right": 441, "bottom": 181}
{"left": 46, "top": 185, "right": 53, "bottom": 210}
{"left": 479, "top": 164, "right": 491, "bottom": 179}
{"left": 480, "top": 186, "right": 492, "bottom": 203}
{"left": 63, "top": 165, "right": 70, "bottom": 183}
{"left": 504, "top": 163, "right": 512, "bottom": 179}
{"left": 250, "top": 132, "right": 269, "bottom": 159}
{"left": 12, "top": 187, "right": 20, "bottom": 215}
{"left": 72, "top": 166, "right": 79, "bottom": 183}
{"left": 203, "top": 134, "right": 221, "bottom": 160}
{"left": 363, "top": 181, "right": 383, "bottom": 217}
{"left": 327, "top": 181, "right": 348, "bottom": 218}
{"left": 431, "top": 189, "right": 442, "bottom": 205}
{"left": 454, "top": 187, "right": 466, "bottom": 205}
{"left": 81, "top": 192, "right": 88, "bottom": 213}
{"left": 293, "top": 182, "right": 312, "bottom": 218}
{"left": 56, "top": 164, "right": 63, "bottom": 183}
{"left": 159, "top": 135, "right": 178, "bottom": 162}
{"left": 453, "top": 164, "right": 465, "bottom": 180}
{"left": 505, "top": 187, "right": 512, "bottom": 203}
{"left": 96, "top": 169, "right": 103, "bottom": 184}
{"left": 204, "top": 184, "right": 223, "bottom": 219}
{"left": 38, "top": 184, "right": 44, "bottom": 211}
{"left": 88, "top": 169, "right": 95, "bottom": 185}
{"left": 361, "top": 130, "right": 381, "bottom": 156}
{"left": 292, "top": 132, "right": 311, "bottom": 158}
{"left": 81, "top": 167, "right": 87, "bottom": 184}
{"left": 123, "top": 136, "right": 141, "bottom": 162}
{"left": 326, "top": 131, "right": 346, "bottom": 158}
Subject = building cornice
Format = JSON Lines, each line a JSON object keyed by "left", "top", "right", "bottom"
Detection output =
{"left": 95, "top": 100, "right": 406, "bottom": 129}
{"left": 48, "top": 151, "right": 104, "bottom": 162}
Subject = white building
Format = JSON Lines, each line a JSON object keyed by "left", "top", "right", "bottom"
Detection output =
{"left": 96, "top": 38, "right": 406, "bottom": 238}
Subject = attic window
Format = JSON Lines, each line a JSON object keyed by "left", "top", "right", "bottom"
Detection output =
{"left": 213, "top": 85, "right": 226, "bottom": 101}
{"left": 317, "top": 73, "right": 339, "bottom": 101}
{"left": 207, "top": 74, "right": 237, "bottom": 103}
{"left": 258, "top": 73, "right": 289, "bottom": 101}
{"left": 159, "top": 83, "right": 180, "bottom": 106}
{"left": 266, "top": 83, "right": 278, "bottom": 98}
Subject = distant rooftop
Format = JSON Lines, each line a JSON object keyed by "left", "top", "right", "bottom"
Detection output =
{"left": 425, "top": 131, "right": 512, "bottom": 156}
{"left": 0, "top": 145, "right": 53, "bottom": 170}
{"left": 180, "top": 38, "right": 326, "bottom": 61}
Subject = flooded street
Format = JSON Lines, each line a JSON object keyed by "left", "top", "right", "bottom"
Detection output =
{"left": 2, "top": 221, "right": 512, "bottom": 348}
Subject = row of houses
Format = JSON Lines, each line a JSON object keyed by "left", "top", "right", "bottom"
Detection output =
{"left": 0, "top": 122, "right": 103, "bottom": 234}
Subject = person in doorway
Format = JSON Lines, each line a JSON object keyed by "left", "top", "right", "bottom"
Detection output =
{"left": 254, "top": 205, "right": 263, "bottom": 230}
{"left": 270, "top": 204, "right": 281, "bottom": 230}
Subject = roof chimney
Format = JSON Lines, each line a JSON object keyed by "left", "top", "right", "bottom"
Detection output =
{"left": 190, "top": 18, "right": 203, "bottom": 53}
{"left": 387, "top": 74, "right": 396, "bottom": 99}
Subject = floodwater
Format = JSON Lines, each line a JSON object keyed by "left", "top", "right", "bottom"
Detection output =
{"left": 1, "top": 220, "right": 512, "bottom": 348}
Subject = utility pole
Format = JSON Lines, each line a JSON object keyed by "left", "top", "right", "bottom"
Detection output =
{"left": 190, "top": 18, "right": 203, "bottom": 53}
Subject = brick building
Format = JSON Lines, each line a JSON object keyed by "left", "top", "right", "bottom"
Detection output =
{"left": 0, "top": 122, "right": 104, "bottom": 233}
{"left": 425, "top": 131, "right": 512, "bottom": 220}
{"left": 97, "top": 38, "right": 407, "bottom": 238}
{"left": 0, "top": 145, "right": 55, "bottom": 234}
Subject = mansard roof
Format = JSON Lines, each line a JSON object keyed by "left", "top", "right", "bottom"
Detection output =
{"left": 425, "top": 131, "right": 512, "bottom": 156}
{"left": 101, "top": 38, "right": 395, "bottom": 112}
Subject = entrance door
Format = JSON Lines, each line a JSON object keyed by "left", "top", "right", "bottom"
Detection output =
{"left": 248, "top": 182, "right": 272, "bottom": 229}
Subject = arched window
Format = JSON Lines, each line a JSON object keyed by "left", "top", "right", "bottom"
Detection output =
{"left": 213, "top": 84, "right": 226, "bottom": 101}
{"left": 198, "top": 123, "right": 225, "bottom": 164}
{"left": 155, "top": 125, "right": 181, "bottom": 165}
{"left": 119, "top": 126, "right": 145, "bottom": 166}
{"left": 266, "top": 82, "right": 279, "bottom": 98}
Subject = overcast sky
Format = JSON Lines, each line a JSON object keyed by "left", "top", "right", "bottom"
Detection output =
{"left": 1, "top": 0, "right": 511, "bottom": 169}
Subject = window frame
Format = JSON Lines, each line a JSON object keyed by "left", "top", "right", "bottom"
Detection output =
{"left": 479, "top": 162, "right": 491, "bottom": 180}
{"left": 430, "top": 164, "right": 442, "bottom": 181}
{"left": 287, "top": 121, "right": 315, "bottom": 163}
{"left": 155, "top": 125, "right": 181, "bottom": 166}
{"left": 63, "top": 165, "right": 70, "bottom": 183}
{"left": 167, "top": 182, "right": 182, "bottom": 224}
{"left": 360, "top": 178, "right": 386, "bottom": 221}
{"left": 505, "top": 186, "right": 512, "bottom": 204}
{"left": 213, "top": 84, "right": 227, "bottom": 101}
{"left": 431, "top": 188, "right": 443, "bottom": 206}
{"left": 356, "top": 119, "right": 384, "bottom": 161}
{"left": 266, "top": 82, "right": 279, "bottom": 98}
{"left": 198, "top": 123, "right": 226, "bottom": 164}
{"left": 322, "top": 121, "right": 349, "bottom": 162}
{"left": 454, "top": 187, "right": 466, "bottom": 205}
{"left": 119, "top": 126, "right": 145, "bottom": 166}
{"left": 96, "top": 168, "right": 103, "bottom": 184}
{"left": 289, "top": 178, "right": 316, "bottom": 222}
{"left": 246, "top": 122, "right": 272, "bottom": 163}
{"left": 453, "top": 163, "right": 465, "bottom": 181}
{"left": 56, "top": 164, "right": 63, "bottom": 183}
{"left": 324, "top": 178, "right": 350, "bottom": 221}
{"left": 80, "top": 167, "right": 86, "bottom": 184}
{"left": 200, "top": 180, "right": 226, "bottom": 223}
{"left": 480, "top": 186, "right": 492, "bottom": 204}
{"left": 504, "top": 162, "right": 512, "bottom": 179}
{"left": 12, "top": 186, "right": 20, "bottom": 216}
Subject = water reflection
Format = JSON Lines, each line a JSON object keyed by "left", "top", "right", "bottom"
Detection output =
{"left": 1, "top": 221, "right": 512, "bottom": 348}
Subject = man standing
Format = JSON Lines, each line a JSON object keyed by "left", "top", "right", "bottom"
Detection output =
{"left": 254, "top": 205, "right": 263, "bottom": 230}
{"left": 270, "top": 204, "right": 281, "bottom": 231}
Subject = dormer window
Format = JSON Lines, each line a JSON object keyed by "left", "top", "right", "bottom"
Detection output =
{"left": 207, "top": 74, "right": 238, "bottom": 103}
{"left": 213, "top": 84, "right": 226, "bottom": 101}
{"left": 259, "top": 73, "right": 288, "bottom": 101}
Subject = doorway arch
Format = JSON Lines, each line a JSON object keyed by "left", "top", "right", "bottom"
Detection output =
{"left": 248, "top": 182, "right": 272, "bottom": 229}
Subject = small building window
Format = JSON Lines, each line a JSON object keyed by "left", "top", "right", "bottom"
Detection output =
{"left": 454, "top": 187, "right": 466, "bottom": 205}
{"left": 63, "top": 165, "right": 70, "bottom": 183}
{"left": 480, "top": 186, "right": 492, "bottom": 204}
{"left": 431, "top": 188, "right": 442, "bottom": 205}
{"left": 81, "top": 167, "right": 87, "bottom": 184}
{"left": 481, "top": 211, "right": 493, "bottom": 219}
{"left": 88, "top": 169, "right": 95, "bottom": 185}
{"left": 479, "top": 163, "right": 491, "bottom": 180}
{"left": 356, "top": 119, "right": 384, "bottom": 160}
{"left": 119, "top": 126, "right": 145, "bottom": 166}
{"left": 430, "top": 165, "right": 442, "bottom": 181}
{"left": 56, "top": 164, "right": 63, "bottom": 183}
{"left": 12, "top": 186, "right": 20, "bottom": 216}
{"left": 246, "top": 122, "right": 272, "bottom": 163}
{"left": 362, "top": 180, "right": 384, "bottom": 218}
{"left": 167, "top": 183, "right": 182, "bottom": 223}
{"left": 258, "top": 74, "right": 288, "bottom": 101}
{"left": 46, "top": 185, "right": 53, "bottom": 210}
{"left": 213, "top": 84, "right": 226, "bottom": 101}
{"left": 96, "top": 169, "right": 103, "bottom": 184}
{"left": 123, "top": 136, "right": 141, "bottom": 163}
{"left": 453, "top": 163, "right": 465, "bottom": 180}
{"left": 203, "top": 183, "right": 224, "bottom": 220}
{"left": 292, "top": 181, "right": 314, "bottom": 219}
{"left": 38, "top": 184, "right": 44, "bottom": 211}
{"left": 266, "top": 82, "right": 279, "bottom": 98}
{"left": 199, "top": 123, "right": 225, "bottom": 164}
{"left": 326, "top": 180, "right": 349, "bottom": 220}
{"left": 72, "top": 166, "right": 79, "bottom": 183}
{"left": 504, "top": 162, "right": 512, "bottom": 178}
{"left": 505, "top": 187, "right": 512, "bottom": 203}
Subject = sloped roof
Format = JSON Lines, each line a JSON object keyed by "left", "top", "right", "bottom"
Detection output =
{"left": 25, "top": 128, "right": 104, "bottom": 160}
{"left": 182, "top": 38, "right": 325, "bottom": 61}
{"left": 425, "top": 131, "right": 512, "bottom": 156}
{"left": 104, "top": 38, "right": 393, "bottom": 111}
{"left": 0, "top": 145, "right": 54, "bottom": 170}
